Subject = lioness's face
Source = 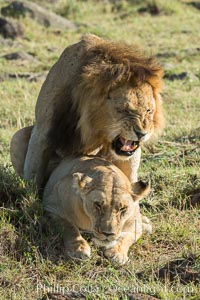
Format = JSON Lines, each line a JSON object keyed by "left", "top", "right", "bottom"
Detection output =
{"left": 106, "top": 83, "right": 156, "bottom": 159}
{"left": 74, "top": 170, "right": 149, "bottom": 247}
{"left": 84, "top": 188, "right": 135, "bottom": 244}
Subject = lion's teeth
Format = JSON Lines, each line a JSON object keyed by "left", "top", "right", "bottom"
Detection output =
{"left": 131, "top": 145, "right": 137, "bottom": 150}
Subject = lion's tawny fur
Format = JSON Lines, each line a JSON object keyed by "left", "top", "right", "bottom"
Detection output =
{"left": 10, "top": 34, "right": 164, "bottom": 187}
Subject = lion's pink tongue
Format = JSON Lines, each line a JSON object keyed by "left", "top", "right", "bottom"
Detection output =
{"left": 119, "top": 137, "right": 133, "bottom": 151}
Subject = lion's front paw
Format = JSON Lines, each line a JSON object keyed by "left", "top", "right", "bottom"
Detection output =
{"left": 65, "top": 239, "right": 91, "bottom": 260}
{"left": 142, "top": 215, "right": 152, "bottom": 234}
{"left": 104, "top": 247, "right": 129, "bottom": 266}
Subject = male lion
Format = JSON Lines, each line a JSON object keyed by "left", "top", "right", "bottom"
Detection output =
{"left": 11, "top": 34, "right": 164, "bottom": 187}
{"left": 43, "top": 155, "right": 152, "bottom": 265}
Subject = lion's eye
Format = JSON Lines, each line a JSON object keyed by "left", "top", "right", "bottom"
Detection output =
{"left": 146, "top": 109, "right": 153, "bottom": 114}
{"left": 119, "top": 207, "right": 127, "bottom": 215}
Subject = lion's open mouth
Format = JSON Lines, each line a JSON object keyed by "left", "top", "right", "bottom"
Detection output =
{"left": 112, "top": 136, "right": 139, "bottom": 156}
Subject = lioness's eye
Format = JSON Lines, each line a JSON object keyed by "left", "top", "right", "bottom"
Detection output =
{"left": 94, "top": 203, "right": 101, "bottom": 211}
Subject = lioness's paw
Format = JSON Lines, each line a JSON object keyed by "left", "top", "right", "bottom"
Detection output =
{"left": 65, "top": 239, "right": 91, "bottom": 260}
{"left": 142, "top": 215, "right": 152, "bottom": 234}
{"left": 104, "top": 248, "right": 129, "bottom": 266}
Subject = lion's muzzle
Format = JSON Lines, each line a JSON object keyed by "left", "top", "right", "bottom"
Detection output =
{"left": 93, "top": 229, "right": 119, "bottom": 243}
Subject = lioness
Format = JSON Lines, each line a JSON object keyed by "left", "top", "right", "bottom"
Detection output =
{"left": 43, "top": 156, "right": 152, "bottom": 265}
{"left": 16, "top": 34, "right": 163, "bottom": 187}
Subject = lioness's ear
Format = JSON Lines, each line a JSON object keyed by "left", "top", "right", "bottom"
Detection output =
{"left": 73, "top": 172, "right": 93, "bottom": 190}
{"left": 132, "top": 180, "right": 150, "bottom": 201}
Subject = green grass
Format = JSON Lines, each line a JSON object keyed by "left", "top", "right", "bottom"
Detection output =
{"left": 0, "top": 0, "right": 199, "bottom": 299}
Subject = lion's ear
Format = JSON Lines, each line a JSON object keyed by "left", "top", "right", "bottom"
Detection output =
{"left": 131, "top": 180, "right": 150, "bottom": 201}
{"left": 72, "top": 172, "right": 93, "bottom": 190}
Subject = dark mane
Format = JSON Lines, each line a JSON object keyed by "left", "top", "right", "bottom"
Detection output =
{"left": 81, "top": 37, "right": 163, "bottom": 94}
{"left": 48, "top": 36, "right": 164, "bottom": 155}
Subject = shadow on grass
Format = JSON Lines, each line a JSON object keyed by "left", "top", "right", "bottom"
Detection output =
{"left": 155, "top": 255, "right": 200, "bottom": 285}
{"left": 137, "top": 254, "right": 200, "bottom": 286}
{"left": 0, "top": 163, "right": 64, "bottom": 263}
{"left": 43, "top": 291, "right": 160, "bottom": 300}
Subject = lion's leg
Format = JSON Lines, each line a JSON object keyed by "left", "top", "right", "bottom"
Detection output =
{"left": 10, "top": 126, "right": 33, "bottom": 177}
{"left": 23, "top": 125, "right": 53, "bottom": 187}
{"left": 113, "top": 147, "right": 141, "bottom": 183}
{"left": 23, "top": 39, "right": 90, "bottom": 187}
{"left": 61, "top": 219, "right": 91, "bottom": 260}
{"left": 10, "top": 125, "right": 61, "bottom": 188}
{"left": 104, "top": 217, "right": 143, "bottom": 265}
{"left": 104, "top": 232, "right": 140, "bottom": 265}
{"left": 142, "top": 215, "right": 152, "bottom": 234}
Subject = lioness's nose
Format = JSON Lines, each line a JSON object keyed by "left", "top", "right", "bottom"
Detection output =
{"left": 135, "top": 129, "right": 147, "bottom": 140}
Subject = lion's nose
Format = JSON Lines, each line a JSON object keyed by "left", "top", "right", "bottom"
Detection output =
{"left": 135, "top": 129, "right": 147, "bottom": 140}
{"left": 102, "top": 231, "right": 115, "bottom": 237}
